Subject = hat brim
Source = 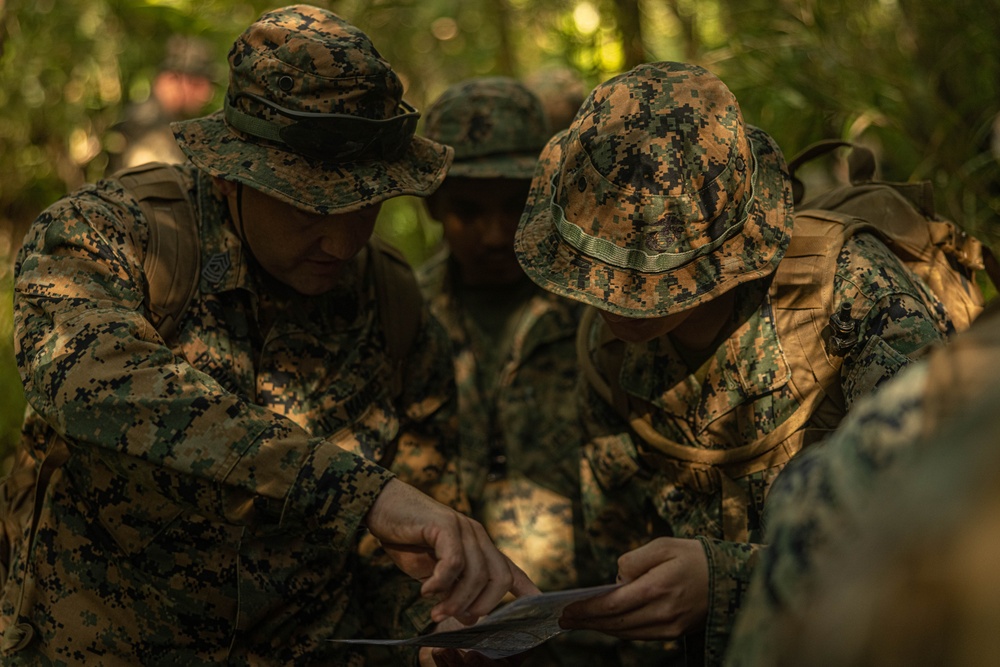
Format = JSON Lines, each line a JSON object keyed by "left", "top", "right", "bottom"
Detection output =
{"left": 172, "top": 111, "right": 453, "bottom": 215}
{"left": 514, "top": 125, "right": 794, "bottom": 319}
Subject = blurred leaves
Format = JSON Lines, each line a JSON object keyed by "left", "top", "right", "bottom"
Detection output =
{"left": 1, "top": 0, "right": 998, "bottom": 456}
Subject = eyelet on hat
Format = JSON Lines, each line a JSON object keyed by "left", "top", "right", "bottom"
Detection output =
{"left": 278, "top": 75, "right": 294, "bottom": 92}
{"left": 233, "top": 53, "right": 244, "bottom": 67}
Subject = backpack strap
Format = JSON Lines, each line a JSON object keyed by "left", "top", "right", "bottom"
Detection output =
{"left": 576, "top": 299, "right": 833, "bottom": 542}
{"left": 367, "top": 237, "right": 424, "bottom": 469}
{"left": 788, "top": 139, "right": 877, "bottom": 205}
{"left": 115, "top": 163, "right": 200, "bottom": 343}
{"left": 368, "top": 235, "right": 423, "bottom": 399}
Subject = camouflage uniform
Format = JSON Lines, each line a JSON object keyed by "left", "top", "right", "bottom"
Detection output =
{"left": 419, "top": 78, "right": 617, "bottom": 666}
{"left": 724, "top": 300, "right": 1000, "bottom": 666}
{"left": 420, "top": 77, "right": 583, "bottom": 591}
{"left": 2, "top": 7, "right": 457, "bottom": 665}
{"left": 514, "top": 62, "right": 951, "bottom": 665}
{"left": 417, "top": 256, "right": 583, "bottom": 592}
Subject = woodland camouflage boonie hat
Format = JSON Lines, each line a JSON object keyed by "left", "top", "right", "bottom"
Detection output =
{"left": 423, "top": 76, "right": 551, "bottom": 179}
{"left": 514, "top": 61, "right": 794, "bottom": 318}
{"left": 172, "top": 4, "right": 452, "bottom": 214}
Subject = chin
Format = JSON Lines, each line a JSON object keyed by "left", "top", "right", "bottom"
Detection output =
{"left": 605, "top": 322, "right": 664, "bottom": 344}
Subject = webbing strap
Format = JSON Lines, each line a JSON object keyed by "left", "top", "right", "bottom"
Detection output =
{"left": 369, "top": 236, "right": 423, "bottom": 396}
{"left": 116, "top": 163, "right": 200, "bottom": 344}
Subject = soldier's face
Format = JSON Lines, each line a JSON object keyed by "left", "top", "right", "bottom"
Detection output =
{"left": 600, "top": 288, "right": 737, "bottom": 346}
{"left": 222, "top": 181, "right": 380, "bottom": 296}
{"left": 426, "top": 177, "right": 530, "bottom": 286}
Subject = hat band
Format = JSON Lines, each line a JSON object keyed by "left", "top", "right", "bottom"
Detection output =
{"left": 223, "top": 93, "right": 419, "bottom": 162}
{"left": 551, "top": 153, "right": 757, "bottom": 273}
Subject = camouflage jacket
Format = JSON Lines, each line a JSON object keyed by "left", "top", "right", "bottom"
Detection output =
{"left": 578, "top": 232, "right": 952, "bottom": 666}
{"left": 3, "top": 165, "right": 460, "bottom": 665}
{"left": 724, "top": 299, "right": 1000, "bottom": 667}
{"left": 417, "top": 250, "right": 585, "bottom": 592}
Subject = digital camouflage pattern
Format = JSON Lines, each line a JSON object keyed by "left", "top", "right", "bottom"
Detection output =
{"left": 2, "top": 165, "right": 460, "bottom": 663}
{"left": 417, "top": 255, "right": 625, "bottom": 667}
{"left": 724, "top": 300, "right": 1000, "bottom": 667}
{"left": 511, "top": 61, "right": 953, "bottom": 666}
{"left": 418, "top": 253, "right": 583, "bottom": 592}
{"left": 173, "top": 5, "right": 452, "bottom": 215}
{"left": 576, "top": 232, "right": 952, "bottom": 666}
{"left": 772, "top": 395, "right": 1000, "bottom": 666}
{"left": 514, "top": 62, "right": 793, "bottom": 319}
{"left": 423, "top": 77, "right": 551, "bottom": 179}
{"left": 416, "top": 76, "right": 621, "bottom": 665}
{"left": 420, "top": 75, "right": 580, "bottom": 594}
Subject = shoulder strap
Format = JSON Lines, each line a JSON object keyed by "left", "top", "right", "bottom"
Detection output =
{"left": 369, "top": 236, "right": 423, "bottom": 398}
{"left": 771, "top": 211, "right": 878, "bottom": 415}
{"left": 115, "top": 163, "right": 199, "bottom": 343}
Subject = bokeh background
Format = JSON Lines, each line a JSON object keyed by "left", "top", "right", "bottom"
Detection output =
{"left": 2, "top": 0, "right": 999, "bottom": 462}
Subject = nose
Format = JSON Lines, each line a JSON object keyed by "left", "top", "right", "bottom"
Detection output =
{"left": 317, "top": 232, "right": 363, "bottom": 260}
{"left": 479, "top": 213, "right": 514, "bottom": 249}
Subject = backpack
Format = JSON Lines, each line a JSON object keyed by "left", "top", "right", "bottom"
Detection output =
{"left": 787, "top": 139, "right": 986, "bottom": 331}
{"left": 578, "top": 142, "right": 989, "bottom": 541}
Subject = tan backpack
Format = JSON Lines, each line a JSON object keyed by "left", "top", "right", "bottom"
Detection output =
{"left": 579, "top": 143, "right": 990, "bottom": 541}
{"left": 787, "top": 140, "right": 986, "bottom": 331}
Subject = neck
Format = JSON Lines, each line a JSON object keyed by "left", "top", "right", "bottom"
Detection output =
{"left": 669, "top": 289, "right": 736, "bottom": 351}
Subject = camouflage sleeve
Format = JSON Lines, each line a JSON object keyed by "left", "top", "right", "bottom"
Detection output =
{"left": 836, "top": 233, "right": 951, "bottom": 406}
{"left": 356, "top": 309, "right": 464, "bottom": 657}
{"left": 697, "top": 537, "right": 765, "bottom": 667}
{"left": 394, "top": 311, "right": 464, "bottom": 511}
{"left": 13, "top": 182, "right": 392, "bottom": 552}
{"left": 722, "top": 363, "right": 931, "bottom": 667}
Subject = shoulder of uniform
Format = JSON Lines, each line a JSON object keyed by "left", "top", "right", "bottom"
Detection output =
{"left": 834, "top": 231, "right": 926, "bottom": 303}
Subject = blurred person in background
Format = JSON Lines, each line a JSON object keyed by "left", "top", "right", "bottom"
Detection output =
{"left": 0, "top": 7, "right": 534, "bottom": 664}
{"left": 523, "top": 66, "right": 588, "bottom": 133}
{"left": 105, "top": 34, "right": 219, "bottom": 172}
{"left": 417, "top": 76, "right": 616, "bottom": 666}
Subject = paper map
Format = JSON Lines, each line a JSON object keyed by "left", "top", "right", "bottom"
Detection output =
{"left": 331, "top": 583, "right": 620, "bottom": 659}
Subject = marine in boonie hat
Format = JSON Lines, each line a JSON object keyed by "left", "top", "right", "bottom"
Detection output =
{"left": 172, "top": 4, "right": 452, "bottom": 215}
{"left": 423, "top": 76, "right": 551, "bottom": 179}
{"left": 514, "top": 61, "right": 794, "bottom": 319}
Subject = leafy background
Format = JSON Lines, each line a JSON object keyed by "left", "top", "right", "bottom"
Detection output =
{"left": 2, "top": 0, "right": 999, "bottom": 462}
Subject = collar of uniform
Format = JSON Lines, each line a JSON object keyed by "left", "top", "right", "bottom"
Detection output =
{"left": 619, "top": 279, "right": 791, "bottom": 434}
{"left": 195, "top": 170, "right": 256, "bottom": 296}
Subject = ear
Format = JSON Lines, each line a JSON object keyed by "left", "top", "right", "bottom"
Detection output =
{"left": 213, "top": 176, "right": 238, "bottom": 196}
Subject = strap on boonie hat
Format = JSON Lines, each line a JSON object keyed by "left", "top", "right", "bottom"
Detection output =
{"left": 549, "top": 151, "right": 758, "bottom": 273}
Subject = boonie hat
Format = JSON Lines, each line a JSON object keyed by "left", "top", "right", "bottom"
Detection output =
{"left": 423, "top": 77, "right": 551, "bottom": 179}
{"left": 514, "top": 61, "right": 794, "bottom": 318}
{"left": 172, "top": 4, "right": 452, "bottom": 214}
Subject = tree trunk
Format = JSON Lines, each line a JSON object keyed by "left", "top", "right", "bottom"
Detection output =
{"left": 613, "top": 0, "right": 646, "bottom": 69}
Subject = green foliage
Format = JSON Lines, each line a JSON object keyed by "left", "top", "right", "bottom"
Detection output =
{"left": 0, "top": 242, "right": 26, "bottom": 464}
{"left": 704, "top": 0, "right": 1000, "bottom": 247}
{"left": 0, "top": 0, "right": 998, "bottom": 457}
